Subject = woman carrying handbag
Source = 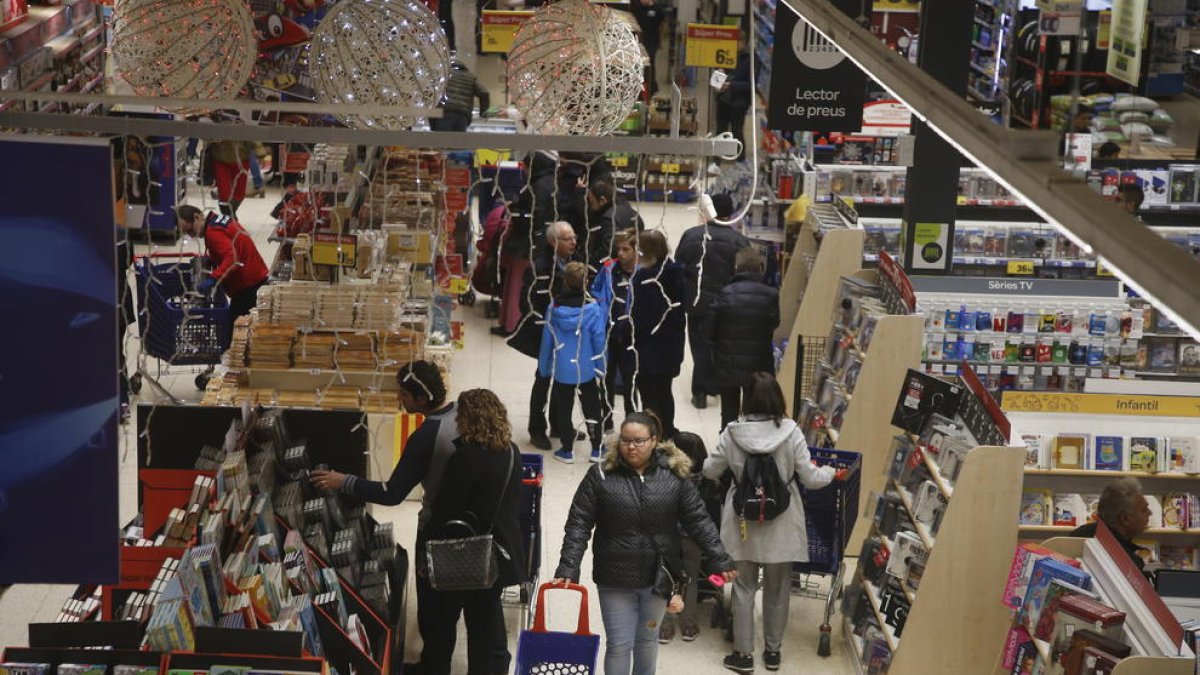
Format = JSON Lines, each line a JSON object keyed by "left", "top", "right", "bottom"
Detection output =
{"left": 422, "top": 389, "right": 527, "bottom": 675}
{"left": 553, "top": 411, "right": 738, "bottom": 675}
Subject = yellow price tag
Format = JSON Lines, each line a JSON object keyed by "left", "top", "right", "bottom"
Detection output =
{"left": 873, "top": 0, "right": 920, "bottom": 12}
{"left": 661, "top": 162, "right": 681, "bottom": 174}
{"left": 312, "top": 233, "right": 358, "bottom": 267}
{"left": 684, "top": 24, "right": 739, "bottom": 69}
{"left": 480, "top": 11, "right": 533, "bottom": 53}
{"left": 840, "top": 196, "right": 856, "bottom": 208}
{"left": 1097, "top": 262, "right": 1114, "bottom": 277}
{"left": 448, "top": 277, "right": 470, "bottom": 294}
{"left": 611, "top": 156, "right": 629, "bottom": 168}
{"left": 1007, "top": 260, "right": 1035, "bottom": 275}
{"left": 956, "top": 195, "right": 967, "bottom": 205}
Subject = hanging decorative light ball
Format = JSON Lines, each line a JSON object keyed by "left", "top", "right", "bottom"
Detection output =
{"left": 309, "top": 0, "right": 450, "bottom": 130}
{"left": 507, "top": 0, "right": 644, "bottom": 136}
{"left": 110, "top": 0, "right": 256, "bottom": 109}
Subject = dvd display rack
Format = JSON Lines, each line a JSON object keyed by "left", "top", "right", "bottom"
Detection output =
{"left": 788, "top": 252, "right": 924, "bottom": 554}
{"left": 775, "top": 199, "right": 864, "bottom": 348}
{"left": 842, "top": 365, "right": 1025, "bottom": 674}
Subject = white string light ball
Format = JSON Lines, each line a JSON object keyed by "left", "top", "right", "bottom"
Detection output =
{"left": 507, "top": 0, "right": 644, "bottom": 136}
{"left": 309, "top": 0, "right": 450, "bottom": 130}
{"left": 110, "top": 0, "right": 256, "bottom": 109}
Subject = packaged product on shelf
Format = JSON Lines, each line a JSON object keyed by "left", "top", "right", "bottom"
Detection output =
{"left": 1031, "top": 577, "right": 1101, "bottom": 642}
{"left": 911, "top": 480, "right": 947, "bottom": 534}
{"left": 1046, "top": 595, "right": 1126, "bottom": 665}
{"left": 1019, "top": 489, "right": 1053, "bottom": 526}
{"left": 1091, "top": 436, "right": 1125, "bottom": 472}
{"left": 1145, "top": 494, "right": 1164, "bottom": 529}
{"left": 1081, "top": 494, "right": 1101, "bottom": 524}
{"left": 1059, "top": 629, "right": 1131, "bottom": 673}
{"left": 1021, "top": 434, "right": 1049, "bottom": 469}
{"left": 1052, "top": 493, "right": 1087, "bottom": 528}
{"left": 1017, "top": 556, "right": 1091, "bottom": 631}
{"left": 1052, "top": 434, "right": 1089, "bottom": 471}
{"left": 887, "top": 530, "right": 928, "bottom": 583}
{"left": 1157, "top": 545, "right": 1197, "bottom": 570}
{"left": 1166, "top": 436, "right": 1200, "bottom": 473}
{"left": 1002, "top": 542, "right": 1083, "bottom": 610}
{"left": 1161, "top": 493, "right": 1188, "bottom": 529}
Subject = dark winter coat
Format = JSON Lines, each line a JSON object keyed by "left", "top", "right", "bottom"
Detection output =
{"left": 425, "top": 441, "right": 527, "bottom": 587}
{"left": 675, "top": 222, "right": 749, "bottom": 317}
{"left": 717, "top": 49, "right": 753, "bottom": 112}
{"left": 555, "top": 443, "right": 734, "bottom": 587}
{"left": 530, "top": 153, "right": 586, "bottom": 249}
{"left": 443, "top": 66, "right": 489, "bottom": 117}
{"left": 507, "top": 249, "right": 569, "bottom": 358}
{"left": 583, "top": 200, "right": 644, "bottom": 272}
{"left": 706, "top": 272, "right": 780, "bottom": 389}
{"left": 619, "top": 261, "right": 687, "bottom": 377}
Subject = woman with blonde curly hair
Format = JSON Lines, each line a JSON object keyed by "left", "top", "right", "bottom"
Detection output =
{"left": 422, "top": 388, "right": 526, "bottom": 675}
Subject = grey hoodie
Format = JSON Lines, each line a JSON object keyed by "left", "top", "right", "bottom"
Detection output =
{"left": 703, "top": 416, "right": 835, "bottom": 563}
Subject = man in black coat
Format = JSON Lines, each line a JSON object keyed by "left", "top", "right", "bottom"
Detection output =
{"left": 584, "top": 177, "right": 645, "bottom": 272}
{"left": 675, "top": 193, "right": 749, "bottom": 409}
{"left": 508, "top": 221, "right": 578, "bottom": 449}
{"left": 715, "top": 39, "right": 752, "bottom": 162}
{"left": 706, "top": 247, "right": 780, "bottom": 429}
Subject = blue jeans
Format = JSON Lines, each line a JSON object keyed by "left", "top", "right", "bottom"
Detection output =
{"left": 597, "top": 586, "right": 667, "bottom": 675}
{"left": 249, "top": 153, "right": 263, "bottom": 189}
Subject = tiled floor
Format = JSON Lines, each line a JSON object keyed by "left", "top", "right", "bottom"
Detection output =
{"left": 0, "top": 182, "right": 859, "bottom": 675}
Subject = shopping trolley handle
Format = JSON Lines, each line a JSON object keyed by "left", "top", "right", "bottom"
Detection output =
{"left": 533, "top": 582, "right": 592, "bottom": 635}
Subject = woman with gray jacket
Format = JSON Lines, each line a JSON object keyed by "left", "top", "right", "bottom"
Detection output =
{"left": 703, "top": 372, "right": 840, "bottom": 674}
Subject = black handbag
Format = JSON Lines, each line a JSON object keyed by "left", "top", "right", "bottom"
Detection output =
{"left": 424, "top": 450, "right": 516, "bottom": 592}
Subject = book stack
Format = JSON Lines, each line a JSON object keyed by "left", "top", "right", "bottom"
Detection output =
{"left": 319, "top": 386, "right": 362, "bottom": 410}
{"left": 316, "top": 287, "right": 357, "bottom": 329}
{"left": 145, "top": 578, "right": 196, "bottom": 651}
{"left": 55, "top": 588, "right": 101, "bottom": 622}
{"left": 334, "top": 332, "right": 377, "bottom": 370}
{"left": 293, "top": 332, "right": 336, "bottom": 370}
{"left": 356, "top": 288, "right": 407, "bottom": 331}
{"left": 248, "top": 324, "right": 296, "bottom": 368}
{"left": 378, "top": 326, "right": 425, "bottom": 370}
{"left": 1021, "top": 433, "right": 1200, "bottom": 474}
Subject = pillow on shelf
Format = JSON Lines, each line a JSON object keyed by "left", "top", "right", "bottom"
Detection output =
{"left": 1118, "top": 111, "right": 1150, "bottom": 124}
{"left": 1148, "top": 109, "right": 1174, "bottom": 133}
{"left": 1121, "top": 122, "right": 1154, "bottom": 139}
{"left": 1111, "top": 94, "right": 1158, "bottom": 113}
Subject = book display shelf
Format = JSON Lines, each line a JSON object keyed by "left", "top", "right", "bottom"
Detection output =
{"left": 994, "top": 532, "right": 1194, "bottom": 674}
{"left": 14, "top": 404, "right": 410, "bottom": 675}
{"left": 1004, "top": 390, "right": 1200, "bottom": 569}
{"left": 842, "top": 364, "right": 1025, "bottom": 674}
{"left": 786, "top": 251, "right": 924, "bottom": 554}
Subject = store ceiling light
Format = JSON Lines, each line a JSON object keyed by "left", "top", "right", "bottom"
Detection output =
{"left": 780, "top": 0, "right": 1200, "bottom": 340}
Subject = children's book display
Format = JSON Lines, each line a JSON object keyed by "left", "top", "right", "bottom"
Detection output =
{"left": 842, "top": 364, "right": 1023, "bottom": 673}
{"left": 997, "top": 522, "right": 1194, "bottom": 674}
{"left": 42, "top": 408, "right": 402, "bottom": 675}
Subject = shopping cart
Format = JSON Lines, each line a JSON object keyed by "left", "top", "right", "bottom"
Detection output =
{"left": 132, "top": 252, "right": 233, "bottom": 400}
{"left": 793, "top": 447, "right": 863, "bottom": 657}
{"left": 504, "top": 452, "right": 545, "bottom": 629}
{"left": 514, "top": 583, "right": 600, "bottom": 675}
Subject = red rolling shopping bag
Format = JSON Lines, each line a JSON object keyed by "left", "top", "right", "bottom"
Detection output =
{"left": 514, "top": 582, "right": 600, "bottom": 675}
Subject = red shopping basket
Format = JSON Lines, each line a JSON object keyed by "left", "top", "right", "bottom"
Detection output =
{"left": 515, "top": 583, "right": 600, "bottom": 675}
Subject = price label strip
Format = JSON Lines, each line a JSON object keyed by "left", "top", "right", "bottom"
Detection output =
{"left": 684, "top": 24, "right": 739, "bottom": 69}
{"left": 1007, "top": 260, "right": 1035, "bottom": 276}
{"left": 480, "top": 11, "right": 534, "bottom": 53}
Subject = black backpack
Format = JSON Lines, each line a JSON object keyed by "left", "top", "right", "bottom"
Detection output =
{"left": 733, "top": 454, "right": 791, "bottom": 523}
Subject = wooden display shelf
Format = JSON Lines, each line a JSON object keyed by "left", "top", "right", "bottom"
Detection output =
{"left": 890, "top": 479, "right": 935, "bottom": 550}
{"left": 882, "top": 446, "right": 1026, "bottom": 675}
{"left": 1019, "top": 525, "right": 1200, "bottom": 537}
{"left": 1024, "top": 468, "right": 1200, "bottom": 480}
{"left": 246, "top": 366, "right": 399, "bottom": 391}
{"left": 774, "top": 224, "right": 865, "bottom": 346}
{"left": 863, "top": 580, "right": 899, "bottom": 652}
{"left": 838, "top": 308, "right": 925, "bottom": 554}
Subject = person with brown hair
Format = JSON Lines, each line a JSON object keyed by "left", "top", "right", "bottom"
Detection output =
{"left": 539, "top": 261, "right": 607, "bottom": 464}
{"left": 422, "top": 388, "right": 526, "bottom": 675}
{"left": 704, "top": 372, "right": 840, "bottom": 674}
{"left": 619, "top": 229, "right": 688, "bottom": 438}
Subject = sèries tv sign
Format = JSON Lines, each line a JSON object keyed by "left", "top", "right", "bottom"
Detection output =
{"left": 767, "top": 0, "right": 866, "bottom": 132}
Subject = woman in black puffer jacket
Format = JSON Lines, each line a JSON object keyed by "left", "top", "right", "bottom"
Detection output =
{"left": 553, "top": 412, "right": 737, "bottom": 675}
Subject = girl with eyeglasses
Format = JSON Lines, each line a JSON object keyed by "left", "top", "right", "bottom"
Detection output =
{"left": 552, "top": 412, "right": 738, "bottom": 675}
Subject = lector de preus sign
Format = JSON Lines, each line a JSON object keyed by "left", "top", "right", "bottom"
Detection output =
{"left": 767, "top": 1, "right": 865, "bottom": 131}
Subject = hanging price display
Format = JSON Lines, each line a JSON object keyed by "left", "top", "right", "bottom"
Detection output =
{"left": 1096, "top": 262, "right": 1115, "bottom": 277}
{"left": 480, "top": 10, "right": 534, "bottom": 53}
{"left": 448, "top": 277, "right": 470, "bottom": 294}
{"left": 660, "top": 162, "right": 681, "bottom": 174}
{"left": 684, "top": 24, "right": 739, "bottom": 69}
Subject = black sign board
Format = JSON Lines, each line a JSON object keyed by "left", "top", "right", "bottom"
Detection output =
{"left": 767, "top": 1, "right": 866, "bottom": 131}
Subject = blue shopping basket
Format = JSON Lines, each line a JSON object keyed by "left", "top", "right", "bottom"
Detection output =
{"left": 515, "top": 583, "right": 599, "bottom": 675}
{"left": 795, "top": 448, "right": 862, "bottom": 576}
{"left": 134, "top": 253, "right": 232, "bottom": 366}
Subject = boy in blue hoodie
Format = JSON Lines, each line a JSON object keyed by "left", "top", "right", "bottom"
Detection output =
{"left": 539, "top": 261, "right": 607, "bottom": 464}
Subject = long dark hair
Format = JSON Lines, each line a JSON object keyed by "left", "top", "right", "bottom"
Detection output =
{"left": 741, "top": 372, "right": 786, "bottom": 427}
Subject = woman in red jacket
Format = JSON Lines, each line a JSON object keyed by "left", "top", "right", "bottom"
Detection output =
{"left": 176, "top": 205, "right": 269, "bottom": 318}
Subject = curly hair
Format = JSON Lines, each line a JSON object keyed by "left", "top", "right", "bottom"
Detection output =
{"left": 456, "top": 388, "right": 512, "bottom": 451}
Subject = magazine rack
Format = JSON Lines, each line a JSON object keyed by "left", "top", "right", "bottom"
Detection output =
{"left": 846, "top": 445, "right": 1026, "bottom": 674}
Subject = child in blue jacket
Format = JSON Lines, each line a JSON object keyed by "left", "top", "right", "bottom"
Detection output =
{"left": 539, "top": 261, "right": 607, "bottom": 464}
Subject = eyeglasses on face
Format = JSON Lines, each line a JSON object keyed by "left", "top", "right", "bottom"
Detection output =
{"left": 618, "top": 437, "right": 653, "bottom": 448}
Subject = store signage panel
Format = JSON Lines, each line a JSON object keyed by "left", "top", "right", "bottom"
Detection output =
{"left": 767, "top": 2, "right": 866, "bottom": 132}
{"left": 872, "top": 0, "right": 920, "bottom": 12}
{"left": 312, "top": 232, "right": 358, "bottom": 267}
{"left": 859, "top": 99, "right": 912, "bottom": 137}
{"left": 1002, "top": 391, "right": 1200, "bottom": 418}
{"left": 684, "top": 24, "right": 739, "bottom": 69}
{"left": 1105, "top": 0, "right": 1147, "bottom": 86}
{"left": 909, "top": 222, "right": 950, "bottom": 271}
{"left": 910, "top": 276, "right": 1121, "bottom": 297}
{"left": 480, "top": 11, "right": 533, "bottom": 54}
{"left": 1037, "top": 0, "right": 1083, "bottom": 35}
{"left": 0, "top": 137, "right": 119, "bottom": 583}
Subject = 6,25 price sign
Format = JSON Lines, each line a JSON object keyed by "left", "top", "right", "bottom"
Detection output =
{"left": 684, "top": 24, "right": 739, "bottom": 69}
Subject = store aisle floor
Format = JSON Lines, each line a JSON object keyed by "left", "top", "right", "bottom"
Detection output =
{"left": 0, "top": 188, "right": 857, "bottom": 674}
